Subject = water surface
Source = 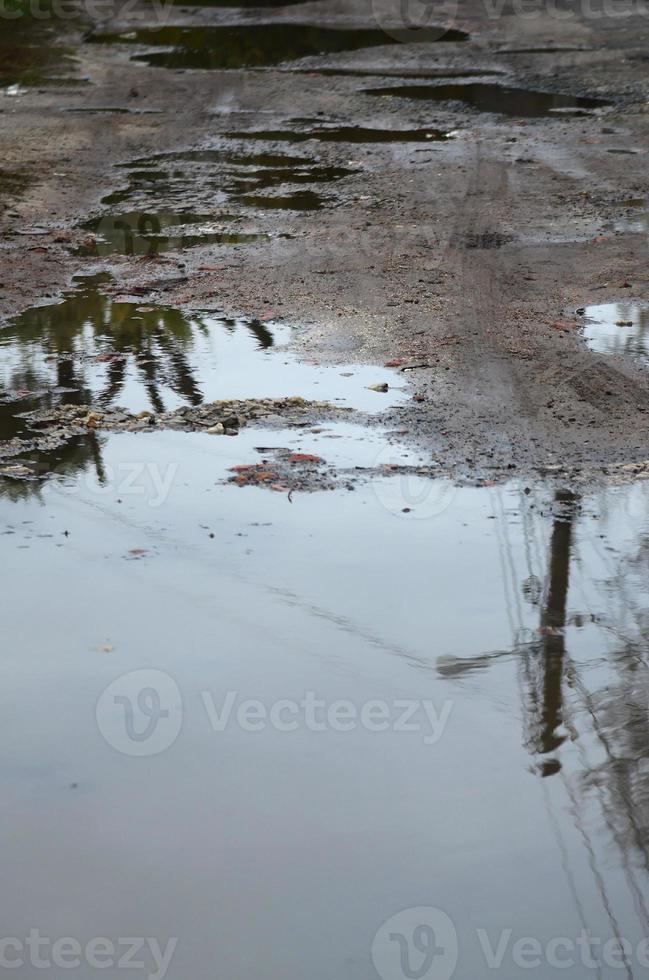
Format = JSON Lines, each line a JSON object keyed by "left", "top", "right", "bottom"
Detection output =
{"left": 79, "top": 211, "right": 267, "bottom": 256}
{"left": 0, "top": 276, "right": 403, "bottom": 445}
{"left": 2, "top": 435, "right": 649, "bottom": 979}
{"left": 582, "top": 301, "right": 649, "bottom": 360}
{"left": 365, "top": 82, "right": 608, "bottom": 117}
{"left": 90, "top": 23, "right": 468, "bottom": 70}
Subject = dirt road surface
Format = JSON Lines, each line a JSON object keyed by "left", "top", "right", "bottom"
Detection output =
{"left": 3, "top": 0, "right": 649, "bottom": 481}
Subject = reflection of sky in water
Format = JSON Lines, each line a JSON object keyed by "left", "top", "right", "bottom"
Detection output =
{"left": 583, "top": 301, "right": 649, "bottom": 359}
{"left": 3, "top": 439, "right": 649, "bottom": 977}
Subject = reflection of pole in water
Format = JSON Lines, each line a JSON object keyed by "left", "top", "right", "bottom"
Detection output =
{"left": 538, "top": 490, "right": 576, "bottom": 754}
{"left": 522, "top": 490, "right": 577, "bottom": 760}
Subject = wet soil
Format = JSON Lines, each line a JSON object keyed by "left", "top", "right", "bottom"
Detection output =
{"left": 4, "top": 2, "right": 649, "bottom": 482}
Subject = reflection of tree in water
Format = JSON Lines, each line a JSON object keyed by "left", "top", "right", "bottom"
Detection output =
{"left": 0, "top": 431, "right": 106, "bottom": 503}
{"left": 1, "top": 273, "right": 274, "bottom": 419}
{"left": 3, "top": 275, "right": 203, "bottom": 412}
{"left": 437, "top": 486, "right": 649, "bottom": 958}
{"left": 0, "top": 274, "right": 274, "bottom": 499}
{"left": 603, "top": 304, "right": 649, "bottom": 359}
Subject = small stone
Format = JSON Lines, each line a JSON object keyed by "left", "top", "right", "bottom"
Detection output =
{"left": 206, "top": 423, "right": 225, "bottom": 435}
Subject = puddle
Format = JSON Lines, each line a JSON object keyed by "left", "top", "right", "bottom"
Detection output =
{"left": 224, "top": 126, "right": 449, "bottom": 142}
{"left": 90, "top": 23, "right": 468, "bottom": 70}
{"left": 124, "top": 149, "right": 313, "bottom": 168}
{"left": 0, "top": 18, "right": 81, "bottom": 87}
{"left": 581, "top": 301, "right": 649, "bottom": 360}
{"left": 0, "top": 169, "right": 30, "bottom": 201}
{"left": 235, "top": 190, "right": 327, "bottom": 210}
{"left": 79, "top": 211, "right": 268, "bottom": 256}
{"left": 3, "top": 427, "right": 649, "bottom": 977}
{"left": 0, "top": 275, "right": 403, "bottom": 447}
{"left": 281, "top": 67, "right": 505, "bottom": 79}
{"left": 97, "top": 149, "right": 358, "bottom": 218}
{"left": 365, "top": 82, "right": 608, "bottom": 117}
{"left": 61, "top": 106, "right": 163, "bottom": 115}
{"left": 496, "top": 45, "right": 594, "bottom": 53}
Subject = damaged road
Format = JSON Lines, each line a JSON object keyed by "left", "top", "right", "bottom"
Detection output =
{"left": 3, "top": 0, "right": 649, "bottom": 483}
{"left": 7, "top": 6, "right": 649, "bottom": 977}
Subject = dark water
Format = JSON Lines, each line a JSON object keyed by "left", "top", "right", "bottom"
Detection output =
{"left": 97, "top": 149, "right": 357, "bottom": 219}
{"left": 285, "top": 66, "right": 504, "bottom": 78}
{"left": 582, "top": 301, "right": 649, "bottom": 360}
{"left": 124, "top": 150, "right": 313, "bottom": 168}
{"left": 90, "top": 23, "right": 468, "bottom": 70}
{"left": 496, "top": 45, "right": 594, "bottom": 53}
{"left": 0, "top": 169, "right": 30, "bottom": 201}
{"left": 365, "top": 82, "right": 608, "bottom": 117}
{"left": 61, "top": 106, "right": 163, "bottom": 115}
{"left": 236, "top": 190, "right": 327, "bottom": 210}
{"left": 224, "top": 126, "right": 448, "bottom": 142}
{"left": 79, "top": 211, "right": 267, "bottom": 256}
{"left": 0, "top": 16, "right": 83, "bottom": 87}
